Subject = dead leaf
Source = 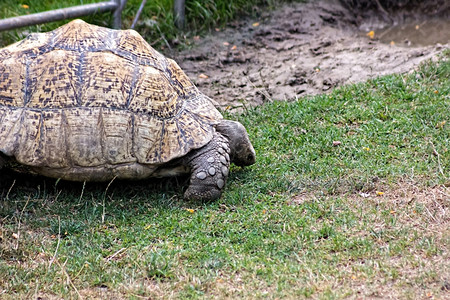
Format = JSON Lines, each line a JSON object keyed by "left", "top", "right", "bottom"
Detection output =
{"left": 215, "top": 28, "right": 220, "bottom": 32}
{"left": 223, "top": 42, "right": 230, "bottom": 46}
{"left": 390, "top": 41, "right": 395, "bottom": 46}
{"left": 21, "top": 4, "right": 29, "bottom": 9}
{"left": 366, "top": 31, "right": 375, "bottom": 39}
{"left": 12, "top": 233, "right": 19, "bottom": 239}
{"left": 332, "top": 141, "right": 342, "bottom": 146}
{"left": 436, "top": 120, "right": 446, "bottom": 128}
{"left": 252, "top": 22, "right": 260, "bottom": 27}
{"left": 193, "top": 35, "right": 200, "bottom": 41}
{"left": 198, "top": 73, "right": 209, "bottom": 79}
{"left": 231, "top": 45, "right": 237, "bottom": 50}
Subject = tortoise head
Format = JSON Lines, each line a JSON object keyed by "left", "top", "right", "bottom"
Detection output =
{"left": 216, "top": 120, "right": 256, "bottom": 167}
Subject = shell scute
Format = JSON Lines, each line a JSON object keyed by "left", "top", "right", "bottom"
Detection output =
{"left": 14, "top": 110, "right": 45, "bottom": 166}
{"left": 0, "top": 32, "right": 53, "bottom": 60}
{"left": 26, "top": 49, "right": 80, "bottom": 108}
{"left": 112, "top": 29, "right": 167, "bottom": 70}
{"left": 63, "top": 107, "right": 105, "bottom": 167}
{"left": 52, "top": 19, "right": 111, "bottom": 52}
{"left": 133, "top": 113, "right": 164, "bottom": 163}
{"left": 98, "top": 109, "right": 135, "bottom": 164}
{"left": 175, "top": 108, "right": 213, "bottom": 150}
{"left": 128, "top": 64, "right": 181, "bottom": 119}
{"left": 166, "top": 58, "right": 198, "bottom": 97}
{"left": 0, "top": 108, "right": 22, "bottom": 156}
{"left": 0, "top": 55, "right": 25, "bottom": 107}
{"left": 82, "top": 51, "right": 136, "bottom": 109}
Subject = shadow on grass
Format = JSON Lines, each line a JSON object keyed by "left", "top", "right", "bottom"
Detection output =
{"left": 0, "top": 169, "right": 218, "bottom": 238}
{"left": 0, "top": 166, "right": 254, "bottom": 224}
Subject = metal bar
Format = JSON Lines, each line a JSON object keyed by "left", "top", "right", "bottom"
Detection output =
{"left": 113, "top": 0, "right": 128, "bottom": 29}
{"left": 0, "top": 1, "right": 118, "bottom": 32}
{"left": 131, "top": 0, "right": 147, "bottom": 29}
{"left": 174, "top": 0, "right": 185, "bottom": 30}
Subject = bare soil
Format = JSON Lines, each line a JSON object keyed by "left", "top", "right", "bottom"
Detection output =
{"left": 176, "top": 0, "right": 449, "bottom": 110}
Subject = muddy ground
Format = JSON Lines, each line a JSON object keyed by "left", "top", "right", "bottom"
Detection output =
{"left": 175, "top": 0, "right": 449, "bottom": 110}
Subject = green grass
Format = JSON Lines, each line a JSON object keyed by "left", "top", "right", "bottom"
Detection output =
{"left": 0, "top": 0, "right": 294, "bottom": 49}
{"left": 0, "top": 52, "right": 448, "bottom": 298}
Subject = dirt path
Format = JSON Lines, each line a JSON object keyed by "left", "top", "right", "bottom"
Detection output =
{"left": 176, "top": 0, "right": 449, "bottom": 110}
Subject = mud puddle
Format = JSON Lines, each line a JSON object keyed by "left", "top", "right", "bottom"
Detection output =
{"left": 174, "top": 0, "right": 449, "bottom": 110}
{"left": 375, "top": 18, "right": 450, "bottom": 47}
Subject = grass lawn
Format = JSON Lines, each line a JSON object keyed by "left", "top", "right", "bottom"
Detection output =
{"left": 0, "top": 40, "right": 448, "bottom": 299}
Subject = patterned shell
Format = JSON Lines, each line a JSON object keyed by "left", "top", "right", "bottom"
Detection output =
{"left": 0, "top": 20, "right": 222, "bottom": 170}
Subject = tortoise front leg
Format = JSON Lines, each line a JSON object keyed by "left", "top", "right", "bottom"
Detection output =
{"left": 183, "top": 132, "right": 231, "bottom": 201}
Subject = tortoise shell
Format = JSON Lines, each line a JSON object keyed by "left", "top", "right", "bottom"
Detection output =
{"left": 0, "top": 20, "right": 223, "bottom": 180}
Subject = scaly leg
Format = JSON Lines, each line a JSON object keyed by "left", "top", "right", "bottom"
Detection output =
{"left": 183, "top": 132, "right": 231, "bottom": 201}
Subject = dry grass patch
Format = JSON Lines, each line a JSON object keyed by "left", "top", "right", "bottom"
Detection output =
{"left": 291, "top": 181, "right": 449, "bottom": 299}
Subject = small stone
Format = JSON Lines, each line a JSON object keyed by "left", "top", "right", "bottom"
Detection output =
{"left": 221, "top": 166, "right": 229, "bottom": 176}
{"left": 196, "top": 171, "right": 207, "bottom": 180}
{"left": 221, "top": 142, "right": 229, "bottom": 150}
{"left": 207, "top": 157, "right": 215, "bottom": 163}
{"left": 208, "top": 167, "right": 216, "bottom": 176}
{"left": 218, "top": 147, "right": 225, "bottom": 154}
{"left": 219, "top": 155, "right": 227, "bottom": 165}
{"left": 217, "top": 179, "right": 225, "bottom": 189}
{"left": 225, "top": 153, "right": 230, "bottom": 162}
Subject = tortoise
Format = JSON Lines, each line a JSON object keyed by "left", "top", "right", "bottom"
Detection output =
{"left": 0, "top": 19, "right": 255, "bottom": 201}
